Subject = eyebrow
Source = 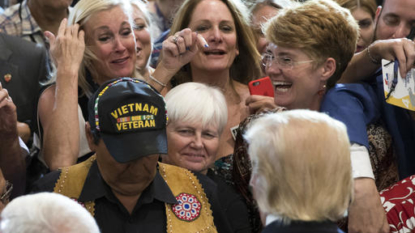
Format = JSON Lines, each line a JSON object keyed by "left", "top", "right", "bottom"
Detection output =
{"left": 382, "top": 13, "right": 399, "bottom": 19}
{"left": 192, "top": 19, "right": 234, "bottom": 25}
{"left": 94, "top": 21, "right": 131, "bottom": 32}
{"left": 276, "top": 51, "right": 294, "bottom": 57}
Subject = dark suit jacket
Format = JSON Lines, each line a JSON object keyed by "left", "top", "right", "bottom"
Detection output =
{"left": 262, "top": 220, "right": 344, "bottom": 233}
{"left": 0, "top": 33, "right": 50, "bottom": 130}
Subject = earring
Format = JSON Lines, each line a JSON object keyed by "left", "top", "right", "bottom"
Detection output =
{"left": 318, "top": 84, "right": 326, "bottom": 97}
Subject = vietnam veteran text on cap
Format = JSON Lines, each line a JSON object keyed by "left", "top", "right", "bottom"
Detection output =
{"left": 88, "top": 77, "right": 168, "bottom": 163}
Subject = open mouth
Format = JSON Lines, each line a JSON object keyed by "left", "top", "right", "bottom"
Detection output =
{"left": 204, "top": 49, "right": 225, "bottom": 56}
{"left": 111, "top": 57, "right": 129, "bottom": 64}
{"left": 355, "top": 45, "right": 364, "bottom": 53}
{"left": 273, "top": 81, "right": 292, "bottom": 93}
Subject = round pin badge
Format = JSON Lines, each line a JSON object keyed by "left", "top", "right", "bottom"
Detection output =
{"left": 172, "top": 193, "right": 201, "bottom": 221}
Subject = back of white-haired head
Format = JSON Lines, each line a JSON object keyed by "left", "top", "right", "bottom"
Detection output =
{"left": 0, "top": 193, "right": 100, "bottom": 233}
{"left": 165, "top": 82, "right": 228, "bottom": 135}
{"left": 244, "top": 109, "right": 353, "bottom": 222}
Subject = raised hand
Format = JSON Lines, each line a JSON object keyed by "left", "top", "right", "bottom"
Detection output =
{"left": 0, "top": 83, "right": 17, "bottom": 137}
{"left": 44, "top": 18, "right": 85, "bottom": 71}
{"left": 245, "top": 95, "right": 278, "bottom": 114}
{"left": 370, "top": 38, "right": 415, "bottom": 78}
{"left": 151, "top": 28, "right": 208, "bottom": 92}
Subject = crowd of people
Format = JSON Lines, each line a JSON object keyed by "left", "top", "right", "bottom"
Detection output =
{"left": 0, "top": 0, "right": 414, "bottom": 232}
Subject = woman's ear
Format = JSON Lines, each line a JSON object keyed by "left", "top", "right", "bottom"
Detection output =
{"left": 85, "top": 122, "right": 96, "bottom": 152}
{"left": 320, "top": 57, "right": 336, "bottom": 82}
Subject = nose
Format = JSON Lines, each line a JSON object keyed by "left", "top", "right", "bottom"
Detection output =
{"left": 113, "top": 36, "right": 127, "bottom": 52}
{"left": 190, "top": 134, "right": 204, "bottom": 149}
{"left": 207, "top": 27, "right": 222, "bottom": 43}
{"left": 393, "top": 23, "right": 411, "bottom": 39}
{"left": 265, "top": 60, "right": 283, "bottom": 77}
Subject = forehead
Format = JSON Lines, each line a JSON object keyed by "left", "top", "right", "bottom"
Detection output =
{"left": 382, "top": 0, "right": 415, "bottom": 20}
{"left": 84, "top": 6, "right": 129, "bottom": 33}
{"left": 267, "top": 43, "right": 302, "bottom": 56}
{"left": 132, "top": 5, "right": 145, "bottom": 20}
{"left": 190, "top": 0, "right": 234, "bottom": 23}
{"left": 169, "top": 118, "right": 219, "bottom": 131}
{"left": 252, "top": 5, "right": 280, "bottom": 26}
{"left": 352, "top": 8, "right": 372, "bottom": 20}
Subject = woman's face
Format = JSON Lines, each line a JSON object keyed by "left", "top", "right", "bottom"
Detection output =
{"left": 265, "top": 44, "right": 324, "bottom": 110}
{"left": 84, "top": 6, "right": 136, "bottom": 83}
{"left": 251, "top": 5, "right": 280, "bottom": 55}
{"left": 132, "top": 5, "right": 152, "bottom": 74}
{"left": 165, "top": 120, "right": 220, "bottom": 174}
{"left": 187, "top": 0, "right": 239, "bottom": 73}
{"left": 352, "top": 8, "right": 375, "bottom": 53}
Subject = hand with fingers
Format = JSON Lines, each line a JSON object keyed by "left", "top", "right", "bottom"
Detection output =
{"left": 370, "top": 38, "right": 415, "bottom": 78}
{"left": 0, "top": 83, "right": 18, "bottom": 140}
{"left": 348, "top": 178, "right": 390, "bottom": 233}
{"left": 44, "top": 18, "right": 85, "bottom": 72}
{"left": 158, "top": 28, "right": 209, "bottom": 73}
{"left": 0, "top": 83, "right": 26, "bottom": 197}
{"left": 245, "top": 95, "right": 280, "bottom": 114}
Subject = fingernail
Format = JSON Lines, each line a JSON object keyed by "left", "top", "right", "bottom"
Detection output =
{"left": 186, "top": 46, "right": 190, "bottom": 51}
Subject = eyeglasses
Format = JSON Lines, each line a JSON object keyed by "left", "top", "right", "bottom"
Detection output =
{"left": 262, "top": 53, "right": 314, "bottom": 70}
{"left": 0, "top": 181, "right": 13, "bottom": 205}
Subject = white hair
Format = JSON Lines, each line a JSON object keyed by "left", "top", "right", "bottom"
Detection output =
{"left": 131, "top": 0, "right": 152, "bottom": 27}
{"left": 0, "top": 193, "right": 100, "bottom": 233}
{"left": 230, "top": 0, "right": 251, "bottom": 25}
{"left": 247, "top": 0, "right": 294, "bottom": 10}
{"left": 244, "top": 109, "right": 353, "bottom": 222}
{"left": 165, "top": 82, "right": 228, "bottom": 135}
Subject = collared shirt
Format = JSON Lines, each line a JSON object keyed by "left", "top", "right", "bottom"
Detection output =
{"left": 78, "top": 162, "right": 177, "bottom": 233}
{"left": 262, "top": 220, "right": 344, "bottom": 233}
{"left": 32, "top": 161, "right": 233, "bottom": 233}
{"left": 0, "top": 0, "right": 45, "bottom": 45}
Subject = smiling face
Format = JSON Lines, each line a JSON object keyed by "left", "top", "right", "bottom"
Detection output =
{"left": 165, "top": 120, "right": 220, "bottom": 175}
{"left": 132, "top": 5, "right": 152, "bottom": 75}
{"left": 352, "top": 8, "right": 375, "bottom": 53}
{"left": 375, "top": 0, "right": 415, "bottom": 40}
{"left": 84, "top": 6, "right": 136, "bottom": 84}
{"left": 187, "top": 0, "right": 239, "bottom": 73}
{"left": 265, "top": 44, "right": 324, "bottom": 110}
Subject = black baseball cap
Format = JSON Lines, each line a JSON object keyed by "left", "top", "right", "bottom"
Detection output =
{"left": 88, "top": 77, "right": 168, "bottom": 163}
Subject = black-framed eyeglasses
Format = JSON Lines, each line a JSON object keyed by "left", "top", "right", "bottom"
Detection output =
{"left": 0, "top": 181, "right": 13, "bottom": 205}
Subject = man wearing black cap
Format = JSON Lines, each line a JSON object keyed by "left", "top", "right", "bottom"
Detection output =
{"left": 32, "top": 78, "right": 231, "bottom": 233}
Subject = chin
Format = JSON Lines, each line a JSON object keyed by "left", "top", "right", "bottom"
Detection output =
{"left": 116, "top": 68, "right": 135, "bottom": 78}
{"left": 275, "top": 100, "right": 292, "bottom": 109}
{"left": 135, "top": 61, "right": 147, "bottom": 72}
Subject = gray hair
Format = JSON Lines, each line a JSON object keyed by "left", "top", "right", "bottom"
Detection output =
{"left": 0, "top": 192, "right": 100, "bottom": 233}
{"left": 244, "top": 110, "right": 353, "bottom": 222}
{"left": 165, "top": 82, "right": 228, "bottom": 135}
